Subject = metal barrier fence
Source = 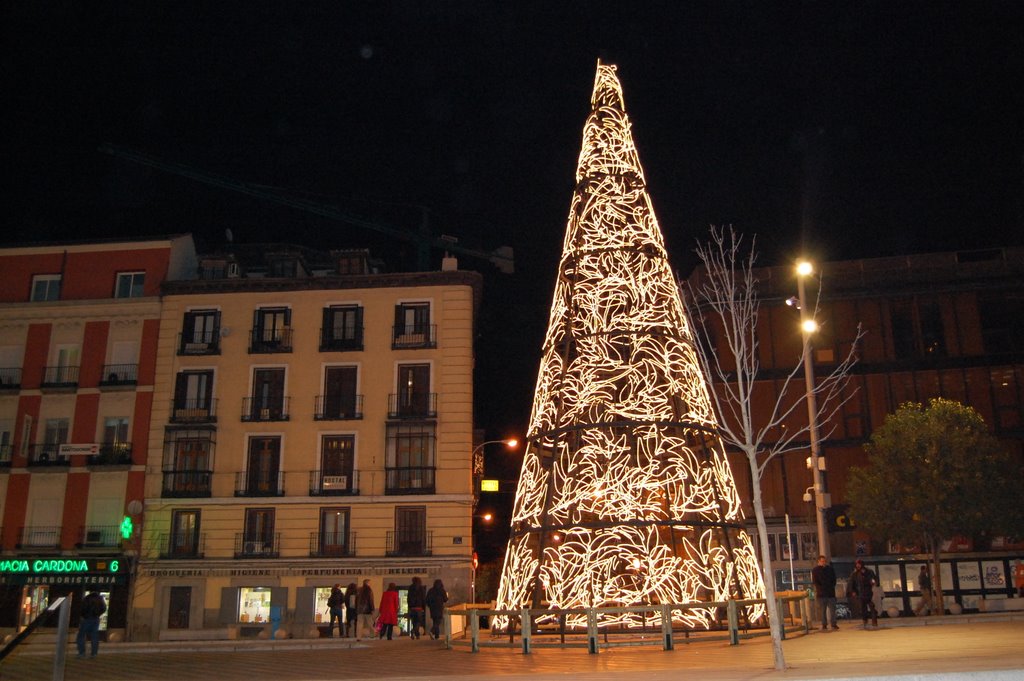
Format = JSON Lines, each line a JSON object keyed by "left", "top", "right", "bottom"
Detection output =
{"left": 444, "top": 593, "right": 810, "bottom": 654}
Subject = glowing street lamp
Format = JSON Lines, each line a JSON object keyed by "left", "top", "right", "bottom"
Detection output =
{"left": 796, "top": 260, "right": 831, "bottom": 562}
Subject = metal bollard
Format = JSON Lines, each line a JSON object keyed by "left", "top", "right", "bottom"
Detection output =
{"left": 469, "top": 609, "right": 479, "bottom": 653}
{"left": 521, "top": 608, "right": 532, "bottom": 654}
{"left": 661, "top": 605, "right": 673, "bottom": 650}
{"left": 727, "top": 599, "right": 739, "bottom": 646}
{"left": 587, "top": 609, "right": 598, "bottom": 654}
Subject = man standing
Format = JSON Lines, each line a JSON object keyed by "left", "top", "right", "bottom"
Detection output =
{"left": 847, "top": 559, "right": 879, "bottom": 629}
{"left": 914, "top": 565, "right": 933, "bottom": 616}
{"left": 76, "top": 591, "right": 106, "bottom": 658}
{"left": 355, "top": 579, "right": 375, "bottom": 641}
{"left": 811, "top": 555, "right": 838, "bottom": 630}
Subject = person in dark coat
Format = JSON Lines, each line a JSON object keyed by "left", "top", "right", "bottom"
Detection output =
{"left": 356, "top": 579, "right": 375, "bottom": 640}
{"left": 425, "top": 579, "right": 448, "bottom": 640}
{"left": 76, "top": 591, "right": 106, "bottom": 658}
{"left": 325, "top": 583, "right": 344, "bottom": 637}
{"left": 407, "top": 576, "right": 427, "bottom": 639}
{"left": 811, "top": 555, "right": 838, "bottom": 630}
{"left": 344, "top": 583, "right": 358, "bottom": 637}
{"left": 847, "top": 559, "right": 879, "bottom": 628}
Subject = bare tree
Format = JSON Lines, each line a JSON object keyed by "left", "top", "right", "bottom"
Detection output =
{"left": 682, "top": 226, "right": 862, "bottom": 670}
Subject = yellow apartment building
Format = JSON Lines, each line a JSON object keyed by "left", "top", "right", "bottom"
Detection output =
{"left": 131, "top": 245, "right": 481, "bottom": 641}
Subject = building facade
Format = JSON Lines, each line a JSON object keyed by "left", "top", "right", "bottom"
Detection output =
{"left": 0, "top": 236, "right": 198, "bottom": 638}
{"left": 691, "top": 246, "right": 1024, "bottom": 611}
{"left": 131, "top": 245, "right": 481, "bottom": 640}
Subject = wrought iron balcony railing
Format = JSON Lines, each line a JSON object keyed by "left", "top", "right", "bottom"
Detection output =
{"left": 77, "top": 525, "right": 121, "bottom": 549}
{"left": 161, "top": 470, "right": 213, "bottom": 498}
{"left": 25, "top": 444, "right": 70, "bottom": 467}
{"left": 385, "top": 530, "right": 432, "bottom": 557}
{"left": 234, "top": 532, "right": 281, "bottom": 558}
{"left": 241, "top": 396, "right": 290, "bottom": 422}
{"left": 169, "top": 398, "right": 218, "bottom": 423}
{"left": 385, "top": 466, "right": 435, "bottom": 495}
{"left": 249, "top": 327, "right": 293, "bottom": 353}
{"left": 0, "top": 367, "right": 21, "bottom": 389}
{"left": 387, "top": 393, "right": 437, "bottom": 419}
{"left": 309, "top": 469, "right": 359, "bottom": 496}
{"left": 41, "top": 365, "right": 79, "bottom": 388}
{"left": 160, "top": 532, "right": 206, "bottom": 559}
{"left": 391, "top": 324, "right": 436, "bottom": 349}
{"left": 314, "top": 394, "right": 363, "bottom": 420}
{"left": 309, "top": 531, "right": 356, "bottom": 557}
{"left": 178, "top": 331, "right": 220, "bottom": 355}
{"left": 319, "top": 325, "right": 364, "bottom": 352}
{"left": 87, "top": 442, "right": 133, "bottom": 466}
{"left": 234, "top": 470, "right": 286, "bottom": 497}
{"left": 18, "top": 526, "right": 62, "bottom": 550}
{"left": 99, "top": 363, "right": 138, "bottom": 386}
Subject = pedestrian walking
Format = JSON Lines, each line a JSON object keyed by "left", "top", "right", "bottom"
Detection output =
{"left": 325, "top": 583, "right": 344, "bottom": 637}
{"left": 76, "top": 590, "right": 106, "bottom": 658}
{"left": 811, "top": 555, "right": 838, "bottom": 630}
{"left": 426, "top": 578, "right": 448, "bottom": 640}
{"left": 914, "top": 565, "right": 934, "bottom": 616}
{"left": 407, "top": 576, "right": 427, "bottom": 639}
{"left": 356, "top": 579, "right": 375, "bottom": 640}
{"left": 378, "top": 583, "right": 400, "bottom": 640}
{"left": 344, "top": 583, "right": 358, "bottom": 638}
{"left": 847, "top": 559, "right": 879, "bottom": 628}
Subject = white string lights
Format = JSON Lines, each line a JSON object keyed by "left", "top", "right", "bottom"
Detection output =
{"left": 495, "top": 62, "right": 765, "bottom": 630}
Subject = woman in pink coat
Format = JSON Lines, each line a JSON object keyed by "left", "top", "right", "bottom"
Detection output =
{"left": 377, "top": 582, "right": 400, "bottom": 640}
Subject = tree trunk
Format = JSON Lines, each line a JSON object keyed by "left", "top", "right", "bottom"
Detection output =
{"left": 748, "top": 451, "right": 786, "bottom": 670}
{"left": 931, "top": 537, "right": 944, "bottom": 616}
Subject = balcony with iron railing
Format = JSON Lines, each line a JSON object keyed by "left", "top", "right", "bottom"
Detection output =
{"left": 234, "top": 470, "right": 286, "bottom": 497}
{"left": 385, "top": 530, "right": 432, "bottom": 557}
{"left": 41, "top": 365, "right": 79, "bottom": 389}
{"left": 169, "top": 398, "right": 218, "bottom": 423}
{"left": 87, "top": 442, "right": 133, "bottom": 466}
{"left": 161, "top": 470, "right": 213, "bottom": 498}
{"left": 17, "top": 526, "right": 62, "bottom": 551}
{"left": 309, "top": 531, "right": 356, "bottom": 557}
{"left": 387, "top": 393, "right": 437, "bottom": 419}
{"left": 314, "top": 394, "right": 363, "bottom": 420}
{"left": 241, "top": 396, "right": 290, "bottom": 422}
{"left": 249, "top": 327, "right": 293, "bottom": 354}
{"left": 309, "top": 469, "right": 359, "bottom": 496}
{"left": 0, "top": 444, "right": 12, "bottom": 467}
{"left": 391, "top": 324, "right": 437, "bottom": 350}
{"left": 77, "top": 525, "right": 122, "bottom": 549}
{"left": 319, "top": 325, "right": 364, "bottom": 352}
{"left": 178, "top": 331, "right": 220, "bottom": 355}
{"left": 159, "top": 532, "right": 206, "bottom": 559}
{"left": 98, "top": 363, "right": 138, "bottom": 388}
{"left": 25, "top": 444, "right": 70, "bottom": 467}
{"left": 234, "top": 532, "right": 281, "bottom": 558}
{"left": 385, "top": 466, "right": 435, "bottom": 495}
{"left": 0, "top": 367, "right": 21, "bottom": 390}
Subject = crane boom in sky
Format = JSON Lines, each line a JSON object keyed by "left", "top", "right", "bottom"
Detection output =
{"left": 99, "top": 144, "right": 514, "bottom": 273}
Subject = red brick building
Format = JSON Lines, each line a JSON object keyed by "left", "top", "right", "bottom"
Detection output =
{"left": 0, "top": 235, "right": 197, "bottom": 637}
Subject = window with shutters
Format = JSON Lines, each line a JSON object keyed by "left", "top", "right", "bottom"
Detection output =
{"left": 250, "top": 307, "right": 292, "bottom": 353}
{"left": 320, "top": 305, "right": 364, "bottom": 351}
{"left": 179, "top": 309, "right": 221, "bottom": 355}
{"left": 392, "top": 302, "right": 435, "bottom": 349}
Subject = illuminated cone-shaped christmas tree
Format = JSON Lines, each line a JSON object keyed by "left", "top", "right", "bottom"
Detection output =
{"left": 496, "top": 62, "right": 765, "bottom": 629}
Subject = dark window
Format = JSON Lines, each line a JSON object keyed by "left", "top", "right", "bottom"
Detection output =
{"left": 269, "top": 259, "right": 298, "bottom": 277}
{"left": 320, "top": 507, "right": 350, "bottom": 555}
{"left": 246, "top": 436, "right": 281, "bottom": 495}
{"left": 174, "top": 370, "right": 214, "bottom": 411}
{"left": 321, "top": 305, "right": 363, "bottom": 351}
{"left": 889, "top": 299, "right": 945, "bottom": 360}
{"left": 243, "top": 509, "right": 275, "bottom": 551}
{"left": 170, "top": 509, "right": 200, "bottom": 556}
{"left": 393, "top": 364, "right": 432, "bottom": 417}
{"left": 890, "top": 300, "right": 916, "bottom": 359}
{"left": 30, "top": 275, "right": 61, "bottom": 301}
{"left": 978, "top": 292, "right": 1024, "bottom": 354}
{"left": 321, "top": 435, "right": 355, "bottom": 490}
{"left": 251, "top": 307, "right": 292, "bottom": 352}
{"left": 394, "top": 506, "right": 427, "bottom": 555}
{"left": 115, "top": 271, "right": 145, "bottom": 298}
{"left": 168, "top": 586, "right": 191, "bottom": 629}
{"left": 918, "top": 301, "right": 945, "bottom": 357}
{"left": 247, "top": 368, "right": 286, "bottom": 420}
{"left": 180, "top": 310, "right": 220, "bottom": 353}
{"left": 320, "top": 366, "right": 358, "bottom": 419}
{"left": 385, "top": 423, "right": 435, "bottom": 493}
{"left": 393, "top": 303, "right": 434, "bottom": 348}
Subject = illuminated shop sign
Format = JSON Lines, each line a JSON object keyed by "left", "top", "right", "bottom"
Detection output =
{"left": 0, "top": 558, "right": 126, "bottom": 585}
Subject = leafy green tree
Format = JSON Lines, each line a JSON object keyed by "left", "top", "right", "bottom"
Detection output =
{"left": 847, "top": 398, "right": 1024, "bottom": 612}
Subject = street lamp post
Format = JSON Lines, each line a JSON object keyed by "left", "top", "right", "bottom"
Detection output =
{"left": 471, "top": 438, "right": 518, "bottom": 602}
{"left": 796, "top": 261, "right": 831, "bottom": 562}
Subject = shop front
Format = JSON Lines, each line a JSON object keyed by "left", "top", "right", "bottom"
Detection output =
{"left": 0, "top": 555, "right": 129, "bottom": 638}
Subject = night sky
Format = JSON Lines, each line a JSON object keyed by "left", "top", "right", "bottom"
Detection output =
{"left": 5, "top": 3, "right": 1024, "bottom": 525}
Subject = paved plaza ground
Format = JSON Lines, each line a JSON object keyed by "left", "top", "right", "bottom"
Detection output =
{"left": 2, "top": 616, "right": 1023, "bottom": 681}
